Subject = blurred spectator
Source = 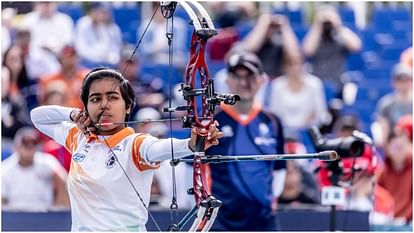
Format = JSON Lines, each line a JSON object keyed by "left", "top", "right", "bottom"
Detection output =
{"left": 348, "top": 169, "right": 395, "bottom": 225}
{"left": 41, "top": 80, "right": 68, "bottom": 106}
{"left": 2, "top": 66, "right": 31, "bottom": 160}
{"left": 1, "top": 127, "right": 69, "bottom": 211}
{"left": 14, "top": 28, "right": 60, "bottom": 81}
{"left": 268, "top": 54, "right": 329, "bottom": 129}
{"left": 134, "top": 107, "right": 167, "bottom": 137}
{"left": 278, "top": 160, "right": 320, "bottom": 206}
{"left": 400, "top": 47, "right": 412, "bottom": 68}
{"left": 208, "top": 2, "right": 257, "bottom": 28}
{"left": 117, "top": 45, "right": 166, "bottom": 116}
{"left": 2, "top": 44, "right": 38, "bottom": 110}
{"left": 2, "top": 8, "right": 16, "bottom": 55}
{"left": 213, "top": 46, "right": 271, "bottom": 110}
{"left": 207, "top": 51, "right": 286, "bottom": 231}
{"left": 21, "top": 2, "right": 74, "bottom": 54}
{"left": 206, "top": 2, "right": 256, "bottom": 61}
{"left": 394, "top": 114, "right": 413, "bottom": 142}
{"left": 1, "top": 2, "right": 33, "bottom": 14}
{"left": 137, "top": 2, "right": 188, "bottom": 68}
{"left": 38, "top": 81, "right": 72, "bottom": 172}
{"left": 39, "top": 45, "right": 89, "bottom": 108}
{"left": 377, "top": 131, "right": 412, "bottom": 223}
{"left": 75, "top": 3, "right": 122, "bottom": 66}
{"left": 373, "top": 63, "right": 412, "bottom": 147}
{"left": 302, "top": 5, "right": 361, "bottom": 99}
{"left": 240, "top": 13, "right": 300, "bottom": 79}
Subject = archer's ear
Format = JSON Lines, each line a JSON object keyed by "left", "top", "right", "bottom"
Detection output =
{"left": 126, "top": 105, "right": 132, "bottom": 114}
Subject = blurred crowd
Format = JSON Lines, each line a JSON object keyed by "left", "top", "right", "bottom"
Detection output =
{"left": 1, "top": 1, "right": 412, "bottom": 228}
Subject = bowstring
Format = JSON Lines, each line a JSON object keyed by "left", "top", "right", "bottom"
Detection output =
{"left": 163, "top": 3, "right": 180, "bottom": 229}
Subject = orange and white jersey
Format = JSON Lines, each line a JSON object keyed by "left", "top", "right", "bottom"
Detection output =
{"left": 31, "top": 105, "right": 193, "bottom": 231}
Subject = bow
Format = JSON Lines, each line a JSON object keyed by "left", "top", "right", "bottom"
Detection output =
{"left": 160, "top": 1, "right": 239, "bottom": 231}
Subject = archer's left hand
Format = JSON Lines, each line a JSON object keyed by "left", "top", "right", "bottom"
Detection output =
{"left": 189, "top": 121, "right": 223, "bottom": 151}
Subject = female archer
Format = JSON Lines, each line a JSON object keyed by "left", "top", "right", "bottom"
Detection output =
{"left": 30, "top": 68, "right": 223, "bottom": 231}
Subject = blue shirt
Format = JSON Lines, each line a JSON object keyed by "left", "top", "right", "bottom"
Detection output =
{"left": 207, "top": 104, "right": 286, "bottom": 230}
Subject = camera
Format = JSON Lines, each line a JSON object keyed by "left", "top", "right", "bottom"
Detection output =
{"left": 321, "top": 20, "right": 335, "bottom": 39}
{"left": 309, "top": 126, "right": 365, "bottom": 158}
{"left": 322, "top": 21, "right": 333, "bottom": 31}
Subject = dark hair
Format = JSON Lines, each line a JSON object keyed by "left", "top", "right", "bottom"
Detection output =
{"left": 80, "top": 67, "right": 136, "bottom": 122}
{"left": 2, "top": 45, "right": 30, "bottom": 89}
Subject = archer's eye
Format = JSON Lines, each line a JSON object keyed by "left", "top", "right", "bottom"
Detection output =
{"left": 108, "top": 95, "right": 119, "bottom": 101}
{"left": 90, "top": 97, "right": 100, "bottom": 103}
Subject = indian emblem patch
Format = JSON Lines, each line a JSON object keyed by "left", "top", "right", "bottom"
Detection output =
{"left": 73, "top": 153, "right": 86, "bottom": 162}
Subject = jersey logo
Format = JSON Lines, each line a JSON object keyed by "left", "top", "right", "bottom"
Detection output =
{"left": 82, "top": 144, "right": 91, "bottom": 153}
{"left": 255, "top": 123, "right": 276, "bottom": 146}
{"left": 105, "top": 154, "right": 116, "bottom": 169}
{"left": 259, "top": 123, "right": 270, "bottom": 136}
{"left": 221, "top": 125, "right": 234, "bottom": 137}
{"left": 73, "top": 153, "right": 86, "bottom": 162}
{"left": 105, "top": 145, "right": 122, "bottom": 169}
{"left": 254, "top": 137, "right": 276, "bottom": 146}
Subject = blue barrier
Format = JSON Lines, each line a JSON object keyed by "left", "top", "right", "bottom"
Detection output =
{"left": 2, "top": 208, "right": 370, "bottom": 231}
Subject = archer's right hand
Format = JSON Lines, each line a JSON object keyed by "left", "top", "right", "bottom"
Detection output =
{"left": 70, "top": 109, "right": 96, "bottom": 135}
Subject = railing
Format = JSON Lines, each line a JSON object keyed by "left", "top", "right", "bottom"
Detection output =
{"left": 2, "top": 208, "right": 372, "bottom": 231}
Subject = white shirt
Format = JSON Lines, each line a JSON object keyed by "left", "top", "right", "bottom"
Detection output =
{"left": 75, "top": 16, "right": 122, "bottom": 65}
{"left": 21, "top": 11, "right": 74, "bottom": 53}
{"left": 138, "top": 17, "right": 188, "bottom": 66}
{"left": 25, "top": 45, "right": 60, "bottom": 80}
{"left": 2, "top": 26, "right": 11, "bottom": 55}
{"left": 268, "top": 74, "right": 329, "bottom": 129}
{"left": 2, "top": 152, "right": 64, "bottom": 211}
{"left": 30, "top": 105, "right": 193, "bottom": 231}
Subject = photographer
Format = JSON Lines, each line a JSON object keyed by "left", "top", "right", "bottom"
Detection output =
{"left": 241, "top": 13, "right": 300, "bottom": 79}
{"left": 315, "top": 115, "right": 395, "bottom": 225}
{"left": 302, "top": 5, "right": 361, "bottom": 99}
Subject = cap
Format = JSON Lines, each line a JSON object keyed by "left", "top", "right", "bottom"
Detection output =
{"left": 227, "top": 52, "right": 263, "bottom": 75}
{"left": 392, "top": 63, "right": 412, "bottom": 79}
{"left": 395, "top": 114, "right": 413, "bottom": 141}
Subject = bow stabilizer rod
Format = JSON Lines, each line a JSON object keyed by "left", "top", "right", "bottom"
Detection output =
{"left": 177, "top": 151, "right": 340, "bottom": 164}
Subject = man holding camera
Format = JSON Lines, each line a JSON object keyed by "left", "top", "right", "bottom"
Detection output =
{"left": 303, "top": 5, "right": 361, "bottom": 99}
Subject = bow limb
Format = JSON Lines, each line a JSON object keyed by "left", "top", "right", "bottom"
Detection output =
{"left": 173, "top": 1, "right": 221, "bottom": 231}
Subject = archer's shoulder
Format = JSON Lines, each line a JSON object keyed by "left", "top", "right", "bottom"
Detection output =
{"left": 130, "top": 132, "right": 158, "bottom": 144}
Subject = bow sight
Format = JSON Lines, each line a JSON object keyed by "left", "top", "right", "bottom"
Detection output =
{"left": 164, "top": 79, "right": 240, "bottom": 128}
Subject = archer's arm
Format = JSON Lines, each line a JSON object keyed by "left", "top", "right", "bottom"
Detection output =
{"left": 142, "top": 123, "right": 223, "bottom": 163}
{"left": 30, "top": 105, "right": 75, "bottom": 146}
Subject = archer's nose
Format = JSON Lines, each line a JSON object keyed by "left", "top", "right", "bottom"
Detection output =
{"left": 100, "top": 100, "right": 111, "bottom": 110}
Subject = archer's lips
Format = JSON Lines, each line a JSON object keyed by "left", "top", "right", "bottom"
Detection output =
{"left": 100, "top": 116, "right": 112, "bottom": 123}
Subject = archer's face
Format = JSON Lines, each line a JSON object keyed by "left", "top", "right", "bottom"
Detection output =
{"left": 87, "top": 78, "right": 130, "bottom": 135}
